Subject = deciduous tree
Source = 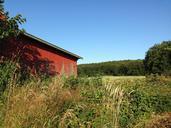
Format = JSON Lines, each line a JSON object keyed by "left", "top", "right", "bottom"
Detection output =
{"left": 144, "top": 41, "right": 171, "bottom": 75}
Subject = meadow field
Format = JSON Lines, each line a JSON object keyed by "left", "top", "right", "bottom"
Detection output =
{"left": 0, "top": 72, "right": 171, "bottom": 128}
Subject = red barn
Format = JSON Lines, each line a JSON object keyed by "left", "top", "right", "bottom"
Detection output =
{"left": 0, "top": 33, "right": 82, "bottom": 76}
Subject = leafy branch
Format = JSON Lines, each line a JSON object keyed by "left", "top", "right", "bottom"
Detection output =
{"left": 0, "top": 0, "right": 26, "bottom": 40}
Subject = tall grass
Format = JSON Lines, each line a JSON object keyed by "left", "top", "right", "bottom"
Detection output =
{"left": 3, "top": 77, "right": 81, "bottom": 128}
{"left": 104, "top": 80, "right": 124, "bottom": 128}
{"left": 0, "top": 61, "right": 171, "bottom": 128}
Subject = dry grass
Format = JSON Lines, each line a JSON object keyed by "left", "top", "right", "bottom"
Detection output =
{"left": 145, "top": 113, "right": 171, "bottom": 128}
{"left": 104, "top": 80, "right": 124, "bottom": 128}
{"left": 58, "top": 109, "right": 84, "bottom": 128}
{"left": 4, "top": 77, "right": 80, "bottom": 128}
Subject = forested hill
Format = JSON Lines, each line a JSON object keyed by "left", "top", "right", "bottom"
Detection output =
{"left": 78, "top": 60, "right": 145, "bottom": 76}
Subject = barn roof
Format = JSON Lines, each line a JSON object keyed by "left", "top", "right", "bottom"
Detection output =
{"left": 24, "top": 32, "right": 82, "bottom": 59}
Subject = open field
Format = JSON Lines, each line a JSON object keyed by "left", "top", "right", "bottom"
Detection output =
{"left": 103, "top": 75, "right": 171, "bottom": 95}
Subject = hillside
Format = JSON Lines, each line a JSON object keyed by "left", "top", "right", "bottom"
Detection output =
{"left": 78, "top": 60, "right": 145, "bottom": 76}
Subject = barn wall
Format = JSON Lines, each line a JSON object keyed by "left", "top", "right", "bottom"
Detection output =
{"left": 0, "top": 36, "right": 78, "bottom": 76}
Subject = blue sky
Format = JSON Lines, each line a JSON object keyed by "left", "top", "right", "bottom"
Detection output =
{"left": 5, "top": 0, "right": 171, "bottom": 64}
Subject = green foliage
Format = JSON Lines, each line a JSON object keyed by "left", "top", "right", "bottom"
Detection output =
{"left": 0, "top": 60, "right": 17, "bottom": 94}
{"left": 119, "top": 78, "right": 171, "bottom": 128}
{"left": 0, "top": 59, "right": 34, "bottom": 94}
{"left": 73, "top": 77, "right": 111, "bottom": 128}
{"left": 104, "top": 76, "right": 171, "bottom": 128}
{"left": 78, "top": 60, "right": 145, "bottom": 77}
{"left": 0, "top": 0, "right": 26, "bottom": 40}
{"left": 144, "top": 41, "right": 171, "bottom": 75}
{"left": 121, "top": 91, "right": 171, "bottom": 128}
{"left": 0, "top": 0, "right": 4, "bottom": 13}
{"left": 63, "top": 76, "right": 79, "bottom": 89}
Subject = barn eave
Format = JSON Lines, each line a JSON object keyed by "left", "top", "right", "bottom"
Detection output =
{"left": 23, "top": 32, "right": 83, "bottom": 60}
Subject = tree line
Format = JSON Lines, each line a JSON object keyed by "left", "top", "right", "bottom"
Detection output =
{"left": 78, "top": 60, "right": 145, "bottom": 76}
{"left": 78, "top": 41, "right": 171, "bottom": 77}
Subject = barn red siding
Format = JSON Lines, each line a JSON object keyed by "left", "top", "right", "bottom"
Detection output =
{"left": 0, "top": 35, "right": 79, "bottom": 76}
